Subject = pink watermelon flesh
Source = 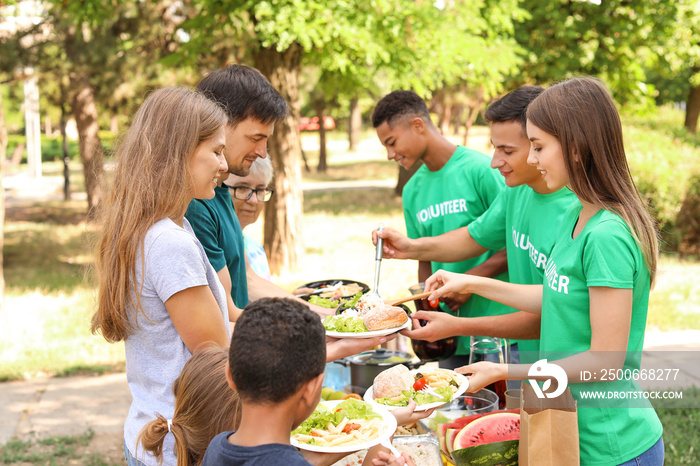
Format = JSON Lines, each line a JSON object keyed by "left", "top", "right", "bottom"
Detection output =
{"left": 452, "top": 412, "right": 520, "bottom": 449}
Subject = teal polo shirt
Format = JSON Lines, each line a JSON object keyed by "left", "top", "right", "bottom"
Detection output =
{"left": 185, "top": 185, "right": 249, "bottom": 308}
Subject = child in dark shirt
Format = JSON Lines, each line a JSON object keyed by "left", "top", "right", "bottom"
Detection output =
{"left": 202, "top": 298, "right": 422, "bottom": 466}
{"left": 202, "top": 297, "right": 326, "bottom": 465}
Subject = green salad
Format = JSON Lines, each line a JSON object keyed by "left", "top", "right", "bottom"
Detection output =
{"left": 321, "top": 293, "right": 368, "bottom": 332}
{"left": 292, "top": 398, "right": 382, "bottom": 439}
{"left": 375, "top": 386, "right": 454, "bottom": 407}
{"left": 310, "top": 292, "right": 363, "bottom": 309}
{"left": 323, "top": 314, "right": 368, "bottom": 332}
{"left": 308, "top": 295, "right": 339, "bottom": 308}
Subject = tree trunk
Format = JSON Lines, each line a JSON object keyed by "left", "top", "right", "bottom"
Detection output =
{"left": 70, "top": 73, "right": 104, "bottom": 220}
{"left": 452, "top": 104, "right": 464, "bottom": 137}
{"left": 45, "top": 111, "right": 52, "bottom": 136}
{"left": 438, "top": 103, "right": 452, "bottom": 136}
{"left": 462, "top": 87, "right": 485, "bottom": 146}
{"left": 685, "top": 82, "right": 700, "bottom": 134}
{"left": 348, "top": 96, "right": 361, "bottom": 152}
{"left": 253, "top": 44, "right": 304, "bottom": 274}
{"left": 110, "top": 114, "right": 119, "bottom": 134}
{"left": 315, "top": 100, "right": 328, "bottom": 173}
{"left": 462, "top": 105, "right": 480, "bottom": 146}
{"left": 0, "top": 89, "right": 7, "bottom": 307}
{"left": 394, "top": 162, "right": 422, "bottom": 197}
{"left": 61, "top": 102, "right": 71, "bottom": 201}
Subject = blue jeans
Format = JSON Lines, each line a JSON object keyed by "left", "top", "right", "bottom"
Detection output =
{"left": 617, "top": 437, "right": 664, "bottom": 466}
{"left": 124, "top": 440, "right": 148, "bottom": 466}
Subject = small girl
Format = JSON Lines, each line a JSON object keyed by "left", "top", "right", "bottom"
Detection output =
{"left": 138, "top": 346, "right": 241, "bottom": 466}
{"left": 424, "top": 77, "right": 663, "bottom": 465}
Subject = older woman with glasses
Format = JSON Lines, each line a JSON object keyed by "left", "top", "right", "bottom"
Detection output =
{"left": 225, "top": 157, "right": 275, "bottom": 280}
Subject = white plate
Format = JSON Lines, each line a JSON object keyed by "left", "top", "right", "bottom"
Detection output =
{"left": 290, "top": 399, "right": 398, "bottom": 453}
{"left": 363, "top": 368, "right": 470, "bottom": 412}
{"left": 325, "top": 318, "right": 411, "bottom": 339}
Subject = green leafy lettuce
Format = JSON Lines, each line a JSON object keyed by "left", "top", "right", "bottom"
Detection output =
{"left": 323, "top": 315, "right": 368, "bottom": 333}
{"left": 293, "top": 398, "right": 381, "bottom": 436}
{"left": 375, "top": 386, "right": 453, "bottom": 407}
{"left": 308, "top": 295, "right": 339, "bottom": 308}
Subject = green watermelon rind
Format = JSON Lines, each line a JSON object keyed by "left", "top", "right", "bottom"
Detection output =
{"left": 451, "top": 439, "right": 519, "bottom": 466}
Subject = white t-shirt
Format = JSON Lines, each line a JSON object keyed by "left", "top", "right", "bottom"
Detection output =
{"left": 123, "top": 218, "right": 229, "bottom": 466}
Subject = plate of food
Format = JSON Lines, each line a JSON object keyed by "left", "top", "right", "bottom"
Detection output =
{"left": 363, "top": 365, "right": 469, "bottom": 412}
{"left": 290, "top": 398, "right": 397, "bottom": 453}
{"left": 298, "top": 279, "right": 370, "bottom": 302}
{"left": 323, "top": 295, "right": 412, "bottom": 339}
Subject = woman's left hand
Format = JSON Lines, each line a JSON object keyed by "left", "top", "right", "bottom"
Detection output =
{"left": 455, "top": 361, "right": 506, "bottom": 393}
{"left": 390, "top": 399, "right": 435, "bottom": 426}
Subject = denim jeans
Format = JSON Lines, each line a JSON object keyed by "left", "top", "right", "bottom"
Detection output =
{"left": 124, "top": 440, "right": 148, "bottom": 466}
{"left": 617, "top": 437, "right": 664, "bottom": 466}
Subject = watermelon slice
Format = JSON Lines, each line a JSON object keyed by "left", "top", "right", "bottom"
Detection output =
{"left": 451, "top": 439, "right": 519, "bottom": 466}
{"left": 445, "top": 428, "right": 461, "bottom": 457}
{"left": 438, "top": 409, "right": 522, "bottom": 460}
{"left": 453, "top": 412, "right": 520, "bottom": 449}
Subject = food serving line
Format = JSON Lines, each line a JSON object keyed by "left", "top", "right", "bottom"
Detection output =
{"left": 292, "top": 232, "right": 521, "bottom": 466}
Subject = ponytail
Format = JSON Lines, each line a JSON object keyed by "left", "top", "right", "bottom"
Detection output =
{"left": 137, "top": 415, "right": 197, "bottom": 466}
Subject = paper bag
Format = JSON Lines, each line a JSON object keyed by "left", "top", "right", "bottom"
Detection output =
{"left": 519, "top": 381, "right": 579, "bottom": 466}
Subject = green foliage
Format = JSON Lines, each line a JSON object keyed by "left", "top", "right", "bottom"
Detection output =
{"left": 625, "top": 124, "right": 700, "bottom": 252}
{"left": 513, "top": 0, "right": 676, "bottom": 107}
{"left": 5, "top": 133, "right": 114, "bottom": 162}
{"left": 620, "top": 106, "right": 700, "bottom": 253}
{"left": 677, "top": 174, "right": 700, "bottom": 256}
{"left": 181, "top": 0, "right": 525, "bottom": 100}
{"left": 645, "top": 0, "right": 700, "bottom": 104}
{"left": 652, "top": 387, "right": 700, "bottom": 465}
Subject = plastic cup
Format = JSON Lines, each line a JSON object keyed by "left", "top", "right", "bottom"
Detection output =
{"left": 505, "top": 388, "right": 521, "bottom": 409}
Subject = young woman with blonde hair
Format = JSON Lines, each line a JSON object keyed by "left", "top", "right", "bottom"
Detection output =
{"left": 138, "top": 346, "right": 241, "bottom": 466}
{"left": 424, "top": 77, "right": 663, "bottom": 465}
{"left": 91, "top": 87, "right": 231, "bottom": 465}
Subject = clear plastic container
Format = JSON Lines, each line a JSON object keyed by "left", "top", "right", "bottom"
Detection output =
{"left": 434, "top": 388, "right": 499, "bottom": 420}
{"left": 392, "top": 435, "right": 445, "bottom": 466}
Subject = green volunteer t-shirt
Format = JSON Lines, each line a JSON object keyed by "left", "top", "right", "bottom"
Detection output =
{"left": 185, "top": 186, "right": 249, "bottom": 309}
{"left": 469, "top": 185, "right": 577, "bottom": 363}
{"left": 540, "top": 204, "right": 662, "bottom": 465}
{"left": 402, "top": 145, "right": 510, "bottom": 355}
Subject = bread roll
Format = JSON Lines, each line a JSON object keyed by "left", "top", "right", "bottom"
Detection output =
{"left": 373, "top": 364, "right": 414, "bottom": 399}
{"left": 363, "top": 305, "right": 408, "bottom": 331}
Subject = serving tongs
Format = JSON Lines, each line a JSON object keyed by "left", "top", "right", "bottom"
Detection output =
{"left": 369, "top": 223, "right": 384, "bottom": 299}
{"left": 334, "top": 223, "right": 385, "bottom": 316}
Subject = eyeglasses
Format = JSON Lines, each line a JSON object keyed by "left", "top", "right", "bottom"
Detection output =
{"left": 229, "top": 186, "right": 274, "bottom": 202}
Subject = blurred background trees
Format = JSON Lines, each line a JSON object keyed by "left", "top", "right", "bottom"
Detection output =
{"left": 1, "top": 0, "right": 700, "bottom": 276}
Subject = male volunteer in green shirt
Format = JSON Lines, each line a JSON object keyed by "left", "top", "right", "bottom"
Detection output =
{"left": 373, "top": 86, "right": 577, "bottom": 364}
{"left": 371, "top": 90, "right": 511, "bottom": 369}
